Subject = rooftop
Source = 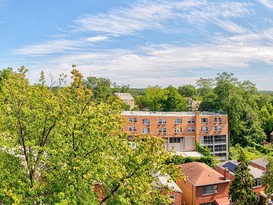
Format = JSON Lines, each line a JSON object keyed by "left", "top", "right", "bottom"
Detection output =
{"left": 178, "top": 162, "right": 230, "bottom": 186}
{"left": 152, "top": 173, "right": 182, "bottom": 193}
{"left": 122, "top": 111, "right": 227, "bottom": 117}
{"left": 115, "top": 93, "right": 134, "bottom": 100}
{"left": 250, "top": 157, "right": 268, "bottom": 169}
{"left": 216, "top": 160, "right": 265, "bottom": 179}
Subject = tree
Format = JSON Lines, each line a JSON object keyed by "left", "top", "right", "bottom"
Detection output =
{"left": 139, "top": 86, "right": 169, "bottom": 111}
{"left": 229, "top": 148, "right": 257, "bottom": 205}
{"left": 178, "top": 84, "right": 197, "bottom": 97}
{"left": 84, "top": 76, "right": 112, "bottom": 102}
{"left": 163, "top": 86, "right": 188, "bottom": 111}
{"left": 261, "top": 157, "right": 273, "bottom": 202}
{"left": 0, "top": 67, "right": 179, "bottom": 204}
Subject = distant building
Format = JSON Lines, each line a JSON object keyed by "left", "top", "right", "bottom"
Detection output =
{"left": 216, "top": 159, "right": 266, "bottom": 203}
{"left": 115, "top": 93, "right": 134, "bottom": 109}
{"left": 122, "top": 111, "right": 229, "bottom": 160}
{"left": 177, "top": 162, "right": 231, "bottom": 205}
{"left": 186, "top": 97, "right": 201, "bottom": 111}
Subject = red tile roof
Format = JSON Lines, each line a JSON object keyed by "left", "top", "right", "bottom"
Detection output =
{"left": 177, "top": 162, "right": 230, "bottom": 186}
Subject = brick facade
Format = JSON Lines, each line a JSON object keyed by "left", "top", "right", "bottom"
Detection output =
{"left": 122, "top": 111, "right": 229, "bottom": 160}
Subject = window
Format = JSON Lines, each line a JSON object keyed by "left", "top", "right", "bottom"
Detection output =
{"left": 214, "top": 117, "right": 222, "bottom": 124}
{"left": 129, "top": 118, "right": 137, "bottom": 123}
{"left": 142, "top": 128, "right": 150, "bottom": 133}
{"left": 170, "top": 195, "right": 175, "bottom": 204}
{"left": 158, "top": 118, "right": 166, "bottom": 124}
{"left": 214, "top": 126, "right": 222, "bottom": 132}
{"left": 169, "top": 137, "right": 183, "bottom": 143}
{"left": 254, "top": 178, "right": 261, "bottom": 187}
{"left": 201, "top": 126, "right": 209, "bottom": 132}
{"left": 201, "top": 118, "right": 208, "bottom": 123}
{"left": 187, "top": 127, "right": 195, "bottom": 132}
{"left": 159, "top": 128, "right": 167, "bottom": 134}
{"left": 214, "top": 135, "right": 226, "bottom": 144}
{"left": 174, "top": 127, "right": 182, "bottom": 133}
{"left": 214, "top": 145, "right": 226, "bottom": 152}
{"left": 201, "top": 136, "right": 213, "bottom": 145}
{"left": 142, "top": 119, "right": 150, "bottom": 125}
{"left": 175, "top": 118, "right": 182, "bottom": 124}
{"left": 215, "top": 152, "right": 227, "bottom": 157}
{"left": 128, "top": 126, "right": 137, "bottom": 132}
{"left": 202, "top": 185, "right": 217, "bottom": 195}
{"left": 187, "top": 118, "right": 195, "bottom": 123}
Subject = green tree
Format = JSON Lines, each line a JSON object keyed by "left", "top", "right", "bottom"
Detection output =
{"left": 229, "top": 148, "right": 257, "bottom": 205}
{"left": 178, "top": 84, "right": 197, "bottom": 97}
{"left": 163, "top": 86, "right": 188, "bottom": 111}
{"left": 0, "top": 67, "right": 179, "bottom": 204}
{"left": 261, "top": 157, "right": 273, "bottom": 203}
{"left": 139, "top": 86, "right": 169, "bottom": 111}
{"left": 84, "top": 76, "right": 112, "bottom": 102}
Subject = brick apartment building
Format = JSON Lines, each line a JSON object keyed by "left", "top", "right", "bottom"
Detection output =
{"left": 122, "top": 111, "right": 229, "bottom": 160}
{"left": 177, "top": 162, "right": 231, "bottom": 205}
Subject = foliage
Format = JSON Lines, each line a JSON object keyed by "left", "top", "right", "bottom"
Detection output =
{"left": 0, "top": 67, "right": 179, "bottom": 204}
{"left": 229, "top": 148, "right": 257, "bottom": 205}
{"left": 166, "top": 155, "right": 214, "bottom": 167}
{"left": 199, "top": 72, "right": 266, "bottom": 146}
{"left": 261, "top": 157, "right": 273, "bottom": 200}
{"left": 178, "top": 84, "right": 197, "bottom": 97}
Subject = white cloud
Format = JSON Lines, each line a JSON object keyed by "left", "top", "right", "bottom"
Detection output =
{"left": 12, "top": 35, "right": 109, "bottom": 55}
{"left": 258, "top": 0, "right": 273, "bottom": 9}
{"left": 74, "top": 0, "right": 251, "bottom": 35}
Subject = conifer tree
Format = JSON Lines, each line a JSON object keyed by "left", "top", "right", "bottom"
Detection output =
{"left": 261, "top": 157, "right": 273, "bottom": 201}
{"left": 229, "top": 148, "right": 257, "bottom": 205}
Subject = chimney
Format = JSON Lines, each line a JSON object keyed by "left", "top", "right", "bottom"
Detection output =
{"left": 223, "top": 168, "right": 230, "bottom": 180}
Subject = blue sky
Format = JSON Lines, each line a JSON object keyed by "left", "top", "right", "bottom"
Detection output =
{"left": 1, "top": 0, "right": 273, "bottom": 90}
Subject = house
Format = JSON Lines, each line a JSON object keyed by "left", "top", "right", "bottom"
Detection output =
{"left": 216, "top": 160, "right": 266, "bottom": 203}
{"left": 152, "top": 173, "right": 183, "bottom": 205}
{"left": 177, "top": 162, "right": 230, "bottom": 205}
{"left": 122, "top": 111, "right": 229, "bottom": 160}
{"left": 115, "top": 93, "right": 134, "bottom": 109}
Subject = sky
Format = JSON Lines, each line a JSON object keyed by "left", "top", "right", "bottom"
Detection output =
{"left": 1, "top": 0, "right": 273, "bottom": 90}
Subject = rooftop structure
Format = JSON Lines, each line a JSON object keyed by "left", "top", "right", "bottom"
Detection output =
{"left": 115, "top": 93, "right": 134, "bottom": 109}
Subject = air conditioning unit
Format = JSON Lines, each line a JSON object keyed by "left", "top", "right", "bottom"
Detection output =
{"left": 214, "top": 190, "right": 218, "bottom": 194}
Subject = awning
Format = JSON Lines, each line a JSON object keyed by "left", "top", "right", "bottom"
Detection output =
{"left": 215, "top": 197, "right": 230, "bottom": 205}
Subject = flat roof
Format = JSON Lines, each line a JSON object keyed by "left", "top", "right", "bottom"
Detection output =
{"left": 122, "top": 111, "right": 227, "bottom": 117}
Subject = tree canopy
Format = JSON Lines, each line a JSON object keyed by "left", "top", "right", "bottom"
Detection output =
{"left": 0, "top": 67, "right": 179, "bottom": 204}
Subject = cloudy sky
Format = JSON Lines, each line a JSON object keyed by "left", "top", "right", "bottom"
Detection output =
{"left": 1, "top": 0, "right": 273, "bottom": 90}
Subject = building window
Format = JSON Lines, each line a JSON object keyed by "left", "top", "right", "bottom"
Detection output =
{"left": 214, "top": 126, "right": 222, "bottom": 132}
{"left": 214, "top": 135, "right": 226, "bottom": 144}
{"left": 214, "top": 145, "right": 226, "bottom": 152}
{"left": 215, "top": 152, "right": 227, "bottom": 157}
{"left": 158, "top": 118, "right": 167, "bottom": 125}
{"left": 142, "top": 128, "right": 150, "bottom": 133}
{"left": 174, "top": 127, "right": 182, "bottom": 133}
{"left": 254, "top": 178, "right": 261, "bottom": 187}
{"left": 170, "top": 195, "right": 175, "bottom": 204}
{"left": 214, "top": 117, "right": 222, "bottom": 124}
{"left": 142, "top": 119, "right": 150, "bottom": 125}
{"left": 158, "top": 128, "right": 167, "bottom": 134}
{"left": 187, "top": 127, "right": 195, "bottom": 132}
{"left": 169, "top": 137, "right": 183, "bottom": 143}
{"left": 202, "top": 185, "right": 217, "bottom": 195}
{"left": 201, "top": 126, "right": 208, "bottom": 132}
{"left": 128, "top": 126, "right": 137, "bottom": 132}
{"left": 187, "top": 118, "right": 195, "bottom": 123}
{"left": 201, "top": 136, "right": 213, "bottom": 145}
{"left": 175, "top": 118, "right": 182, "bottom": 124}
{"left": 201, "top": 118, "right": 208, "bottom": 123}
{"left": 129, "top": 118, "right": 137, "bottom": 123}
